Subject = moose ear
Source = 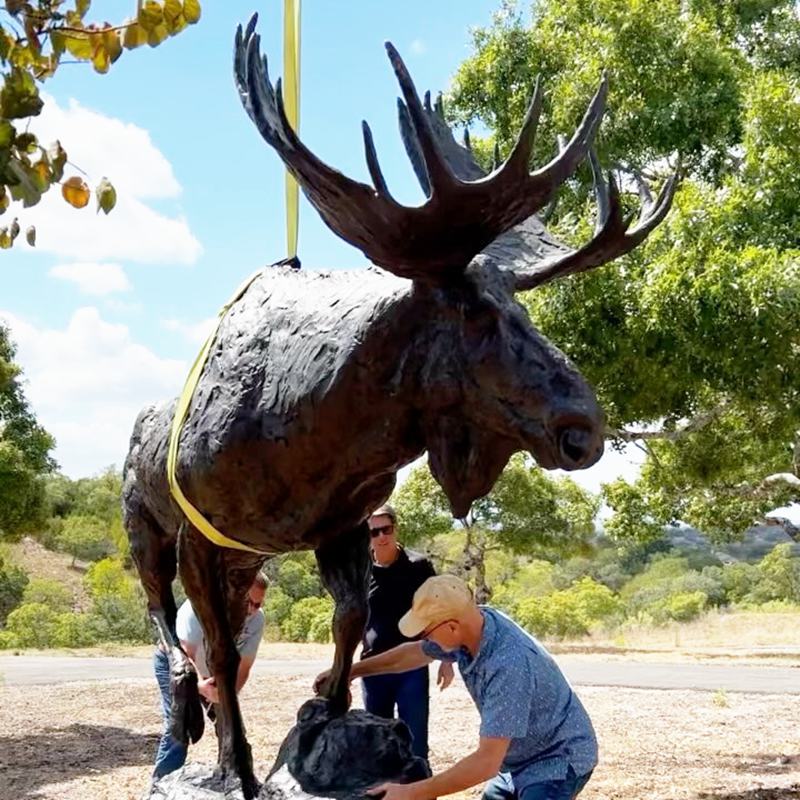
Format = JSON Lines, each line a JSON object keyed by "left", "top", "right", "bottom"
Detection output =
{"left": 423, "top": 414, "right": 516, "bottom": 518}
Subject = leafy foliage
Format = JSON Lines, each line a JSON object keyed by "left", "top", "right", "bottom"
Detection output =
{"left": 0, "top": 546, "right": 27, "bottom": 623}
{"left": 0, "top": 325, "right": 54, "bottom": 540}
{"left": 0, "top": 0, "right": 202, "bottom": 245}
{"left": 449, "top": 0, "right": 800, "bottom": 537}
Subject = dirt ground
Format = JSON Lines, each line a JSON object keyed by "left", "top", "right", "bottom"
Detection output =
{"left": 1, "top": 668, "right": 799, "bottom": 800}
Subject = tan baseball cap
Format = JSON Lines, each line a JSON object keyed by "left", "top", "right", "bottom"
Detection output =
{"left": 398, "top": 575, "right": 474, "bottom": 638}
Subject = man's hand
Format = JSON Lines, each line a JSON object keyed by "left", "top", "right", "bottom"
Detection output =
{"left": 197, "top": 676, "right": 219, "bottom": 704}
{"left": 313, "top": 669, "right": 331, "bottom": 695}
{"left": 366, "top": 782, "right": 424, "bottom": 800}
{"left": 437, "top": 661, "right": 454, "bottom": 691}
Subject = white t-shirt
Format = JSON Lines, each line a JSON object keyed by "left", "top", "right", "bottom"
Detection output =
{"left": 175, "top": 599, "right": 265, "bottom": 677}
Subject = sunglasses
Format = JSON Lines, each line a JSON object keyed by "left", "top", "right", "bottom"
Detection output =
{"left": 369, "top": 524, "right": 395, "bottom": 538}
{"left": 247, "top": 597, "right": 263, "bottom": 610}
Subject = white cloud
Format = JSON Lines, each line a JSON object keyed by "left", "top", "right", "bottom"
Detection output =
{"left": 21, "top": 96, "right": 202, "bottom": 264}
{"left": 161, "top": 316, "right": 217, "bottom": 345}
{"left": 49, "top": 262, "right": 131, "bottom": 296}
{"left": 409, "top": 38, "right": 427, "bottom": 56}
{"left": 0, "top": 307, "right": 186, "bottom": 478}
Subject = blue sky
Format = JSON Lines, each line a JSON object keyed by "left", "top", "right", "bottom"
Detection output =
{"left": 1, "top": 0, "right": 648, "bottom": 494}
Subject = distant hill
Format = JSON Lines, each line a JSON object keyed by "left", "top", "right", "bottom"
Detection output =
{"left": 8, "top": 537, "right": 91, "bottom": 611}
{"left": 665, "top": 523, "right": 800, "bottom": 564}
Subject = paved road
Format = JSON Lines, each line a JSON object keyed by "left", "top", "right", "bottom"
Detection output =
{"left": 1, "top": 655, "right": 797, "bottom": 694}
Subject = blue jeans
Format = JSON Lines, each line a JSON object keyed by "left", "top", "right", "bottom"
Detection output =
{"left": 362, "top": 666, "right": 429, "bottom": 760}
{"left": 153, "top": 648, "right": 188, "bottom": 779}
{"left": 482, "top": 767, "right": 593, "bottom": 800}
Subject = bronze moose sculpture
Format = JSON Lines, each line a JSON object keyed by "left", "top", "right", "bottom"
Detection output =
{"left": 123, "top": 13, "right": 676, "bottom": 798}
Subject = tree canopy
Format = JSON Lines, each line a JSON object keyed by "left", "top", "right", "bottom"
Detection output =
{"left": 0, "top": 0, "right": 201, "bottom": 247}
{"left": 0, "top": 324, "right": 54, "bottom": 540}
{"left": 392, "top": 455, "right": 599, "bottom": 599}
{"left": 449, "top": 0, "right": 800, "bottom": 539}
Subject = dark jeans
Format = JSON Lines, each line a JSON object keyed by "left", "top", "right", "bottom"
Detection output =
{"left": 482, "top": 767, "right": 593, "bottom": 800}
{"left": 362, "top": 666, "right": 429, "bottom": 760}
{"left": 153, "top": 648, "right": 188, "bottom": 779}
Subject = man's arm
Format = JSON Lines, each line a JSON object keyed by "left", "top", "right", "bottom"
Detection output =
{"left": 236, "top": 654, "right": 256, "bottom": 693}
{"left": 314, "top": 642, "right": 432, "bottom": 693}
{"left": 368, "top": 737, "right": 510, "bottom": 800}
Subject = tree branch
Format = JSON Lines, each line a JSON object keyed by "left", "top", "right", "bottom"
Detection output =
{"left": 607, "top": 400, "right": 731, "bottom": 443}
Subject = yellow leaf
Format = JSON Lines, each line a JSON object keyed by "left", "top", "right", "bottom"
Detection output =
{"left": 64, "top": 33, "right": 93, "bottom": 60}
{"left": 147, "top": 22, "right": 169, "bottom": 47}
{"left": 138, "top": 0, "right": 163, "bottom": 32}
{"left": 61, "top": 176, "right": 91, "bottom": 209}
{"left": 123, "top": 20, "right": 148, "bottom": 50}
{"left": 163, "top": 0, "right": 182, "bottom": 23}
{"left": 103, "top": 29, "right": 123, "bottom": 64}
{"left": 91, "top": 41, "right": 110, "bottom": 74}
{"left": 183, "top": 0, "right": 200, "bottom": 24}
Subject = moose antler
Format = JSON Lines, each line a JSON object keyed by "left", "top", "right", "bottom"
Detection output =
{"left": 234, "top": 14, "right": 607, "bottom": 281}
{"left": 398, "top": 90, "right": 678, "bottom": 291}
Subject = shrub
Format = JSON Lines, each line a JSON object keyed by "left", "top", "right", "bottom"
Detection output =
{"left": 264, "top": 586, "right": 293, "bottom": 628}
{"left": 0, "top": 551, "right": 28, "bottom": 624}
{"left": 23, "top": 578, "right": 73, "bottom": 613}
{"left": 275, "top": 555, "right": 323, "bottom": 601}
{"left": 516, "top": 578, "right": 622, "bottom": 639}
{"left": 281, "top": 596, "right": 334, "bottom": 642}
{"left": 57, "top": 514, "right": 115, "bottom": 563}
{"left": 0, "top": 630, "right": 19, "bottom": 649}
{"left": 52, "top": 612, "right": 97, "bottom": 648}
{"left": 5, "top": 602, "right": 58, "bottom": 648}
{"left": 641, "top": 590, "right": 708, "bottom": 624}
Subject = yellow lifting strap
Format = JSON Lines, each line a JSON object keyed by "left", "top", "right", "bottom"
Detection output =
{"left": 284, "top": 0, "right": 301, "bottom": 258}
{"left": 166, "top": 1, "right": 303, "bottom": 554}
{"left": 166, "top": 269, "right": 269, "bottom": 553}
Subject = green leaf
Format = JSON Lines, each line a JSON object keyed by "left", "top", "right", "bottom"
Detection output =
{"left": 95, "top": 177, "right": 116, "bottom": 215}
{"left": 183, "top": 0, "right": 200, "bottom": 24}
{"left": 25, "top": 225, "right": 35, "bottom": 246}
{"left": 49, "top": 29, "right": 67, "bottom": 57}
{"left": 0, "top": 228, "right": 12, "bottom": 249}
{"left": 0, "top": 121, "right": 15, "bottom": 149}
{"left": 48, "top": 140, "right": 66, "bottom": 182}
{"left": 0, "top": 69, "right": 44, "bottom": 120}
{"left": 0, "top": 188, "right": 8, "bottom": 215}
{"left": 15, "top": 132, "right": 37, "bottom": 153}
{"left": 76, "top": 0, "right": 91, "bottom": 19}
{"left": 138, "top": 0, "right": 163, "bottom": 32}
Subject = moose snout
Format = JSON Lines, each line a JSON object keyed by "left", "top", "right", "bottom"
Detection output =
{"left": 556, "top": 424, "right": 603, "bottom": 470}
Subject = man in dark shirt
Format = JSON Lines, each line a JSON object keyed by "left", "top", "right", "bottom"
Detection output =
{"left": 362, "top": 504, "right": 454, "bottom": 761}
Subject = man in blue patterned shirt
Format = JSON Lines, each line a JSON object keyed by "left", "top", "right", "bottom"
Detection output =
{"left": 319, "top": 574, "right": 597, "bottom": 800}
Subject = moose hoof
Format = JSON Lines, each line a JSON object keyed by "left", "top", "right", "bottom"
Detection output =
{"left": 169, "top": 658, "right": 205, "bottom": 745}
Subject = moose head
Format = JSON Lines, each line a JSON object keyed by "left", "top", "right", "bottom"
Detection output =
{"left": 234, "top": 15, "right": 676, "bottom": 515}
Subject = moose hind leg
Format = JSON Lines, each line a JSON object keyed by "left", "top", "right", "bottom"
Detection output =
{"left": 315, "top": 523, "right": 370, "bottom": 715}
{"left": 178, "top": 524, "right": 263, "bottom": 800}
{"left": 125, "top": 498, "right": 205, "bottom": 747}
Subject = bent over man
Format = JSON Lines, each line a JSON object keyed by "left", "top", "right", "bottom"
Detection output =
{"left": 318, "top": 574, "right": 597, "bottom": 800}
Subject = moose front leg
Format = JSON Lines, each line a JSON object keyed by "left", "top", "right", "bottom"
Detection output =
{"left": 178, "top": 524, "right": 263, "bottom": 800}
{"left": 315, "top": 523, "right": 371, "bottom": 715}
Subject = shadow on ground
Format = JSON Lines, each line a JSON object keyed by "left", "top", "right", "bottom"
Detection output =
{"left": 0, "top": 723, "right": 156, "bottom": 799}
{"left": 699, "top": 787, "right": 800, "bottom": 800}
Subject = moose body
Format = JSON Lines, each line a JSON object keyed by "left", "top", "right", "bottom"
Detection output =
{"left": 124, "top": 14, "right": 676, "bottom": 799}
